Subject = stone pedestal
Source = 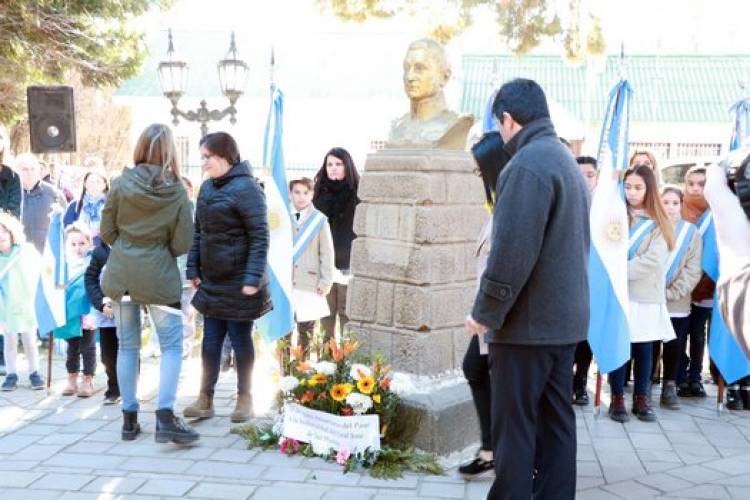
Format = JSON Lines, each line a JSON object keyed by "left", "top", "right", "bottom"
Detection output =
{"left": 346, "top": 149, "right": 486, "bottom": 455}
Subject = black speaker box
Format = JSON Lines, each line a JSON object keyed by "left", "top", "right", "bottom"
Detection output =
{"left": 27, "top": 86, "right": 77, "bottom": 153}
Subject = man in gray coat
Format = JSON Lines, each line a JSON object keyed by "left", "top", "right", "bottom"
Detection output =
{"left": 17, "top": 153, "right": 65, "bottom": 253}
{"left": 465, "top": 79, "right": 590, "bottom": 499}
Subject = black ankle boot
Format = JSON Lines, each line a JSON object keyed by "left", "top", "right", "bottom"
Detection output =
{"left": 573, "top": 377, "right": 589, "bottom": 406}
{"left": 155, "top": 409, "right": 200, "bottom": 445}
{"left": 726, "top": 386, "right": 743, "bottom": 410}
{"left": 122, "top": 410, "right": 141, "bottom": 441}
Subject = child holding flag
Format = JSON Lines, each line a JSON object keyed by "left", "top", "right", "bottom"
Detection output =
{"left": 609, "top": 165, "right": 675, "bottom": 423}
{"left": 658, "top": 185, "right": 703, "bottom": 409}
{"left": 0, "top": 213, "right": 44, "bottom": 391}
{"left": 59, "top": 225, "right": 95, "bottom": 397}
{"left": 287, "top": 177, "right": 334, "bottom": 359}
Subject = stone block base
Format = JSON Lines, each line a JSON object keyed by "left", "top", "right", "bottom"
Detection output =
{"left": 386, "top": 381, "right": 479, "bottom": 455}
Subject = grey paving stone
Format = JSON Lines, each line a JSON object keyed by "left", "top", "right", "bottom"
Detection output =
{"left": 665, "top": 484, "right": 731, "bottom": 499}
{"left": 250, "top": 450, "right": 306, "bottom": 467}
{"left": 29, "top": 473, "right": 94, "bottom": 491}
{"left": 0, "top": 488, "right": 65, "bottom": 499}
{"left": 188, "top": 482, "right": 257, "bottom": 499}
{"left": 120, "top": 456, "right": 194, "bottom": 474}
{"left": 359, "top": 475, "right": 419, "bottom": 489}
{"left": 44, "top": 452, "right": 126, "bottom": 469}
{"left": 0, "top": 460, "right": 39, "bottom": 471}
{"left": 82, "top": 476, "right": 146, "bottom": 494}
{"left": 65, "top": 442, "right": 114, "bottom": 454}
{"left": 208, "top": 448, "right": 257, "bottom": 463}
{"left": 636, "top": 472, "right": 694, "bottom": 492}
{"left": 260, "top": 465, "right": 311, "bottom": 482}
{"left": 601, "top": 463, "right": 647, "bottom": 483}
{"left": 574, "top": 488, "right": 623, "bottom": 500}
{"left": 577, "top": 460, "right": 603, "bottom": 477}
{"left": 37, "top": 433, "right": 86, "bottom": 446}
{"left": 184, "top": 460, "right": 266, "bottom": 480}
{"left": 137, "top": 478, "right": 196, "bottom": 497}
{"left": 465, "top": 479, "right": 493, "bottom": 499}
{"left": 308, "top": 470, "right": 363, "bottom": 486}
{"left": 703, "top": 457, "right": 750, "bottom": 475}
{"left": 417, "top": 482, "right": 465, "bottom": 498}
{"left": 0, "top": 471, "right": 44, "bottom": 487}
{"left": 0, "top": 433, "right": 40, "bottom": 453}
{"left": 602, "top": 479, "right": 662, "bottom": 499}
{"left": 668, "top": 464, "right": 728, "bottom": 483}
{"left": 14, "top": 424, "right": 63, "bottom": 436}
{"left": 250, "top": 484, "right": 330, "bottom": 500}
{"left": 726, "top": 485, "right": 750, "bottom": 499}
{"left": 321, "top": 490, "right": 375, "bottom": 500}
{"left": 576, "top": 477, "right": 606, "bottom": 490}
{"left": 11, "top": 444, "right": 66, "bottom": 461}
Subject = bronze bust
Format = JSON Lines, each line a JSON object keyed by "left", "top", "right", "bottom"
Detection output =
{"left": 387, "top": 39, "right": 474, "bottom": 150}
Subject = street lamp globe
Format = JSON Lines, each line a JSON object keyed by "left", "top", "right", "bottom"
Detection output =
{"left": 157, "top": 29, "right": 189, "bottom": 104}
{"left": 217, "top": 32, "right": 249, "bottom": 104}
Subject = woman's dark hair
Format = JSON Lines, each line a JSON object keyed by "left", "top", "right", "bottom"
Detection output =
{"left": 200, "top": 132, "right": 241, "bottom": 165}
{"left": 492, "top": 78, "right": 550, "bottom": 126}
{"left": 471, "top": 132, "right": 510, "bottom": 206}
{"left": 314, "top": 147, "right": 360, "bottom": 191}
{"left": 76, "top": 171, "right": 109, "bottom": 215}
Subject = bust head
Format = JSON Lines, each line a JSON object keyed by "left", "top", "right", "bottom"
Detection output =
{"left": 402, "top": 39, "right": 451, "bottom": 104}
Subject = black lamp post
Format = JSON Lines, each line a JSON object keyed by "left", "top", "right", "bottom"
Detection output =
{"left": 157, "top": 29, "right": 249, "bottom": 137}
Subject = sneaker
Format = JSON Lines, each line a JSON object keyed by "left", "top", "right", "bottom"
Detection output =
{"left": 1, "top": 373, "right": 18, "bottom": 391}
{"left": 609, "top": 395, "right": 630, "bottom": 423}
{"left": 458, "top": 454, "right": 494, "bottom": 480}
{"left": 29, "top": 371, "right": 45, "bottom": 390}
{"left": 689, "top": 381, "right": 707, "bottom": 398}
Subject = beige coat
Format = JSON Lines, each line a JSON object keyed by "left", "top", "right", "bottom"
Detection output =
{"left": 291, "top": 206, "right": 335, "bottom": 294}
{"left": 666, "top": 225, "right": 703, "bottom": 315}
{"left": 629, "top": 228, "right": 669, "bottom": 304}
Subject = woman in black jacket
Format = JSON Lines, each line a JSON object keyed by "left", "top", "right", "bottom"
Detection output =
{"left": 312, "top": 147, "right": 360, "bottom": 343}
{"left": 185, "top": 132, "right": 271, "bottom": 423}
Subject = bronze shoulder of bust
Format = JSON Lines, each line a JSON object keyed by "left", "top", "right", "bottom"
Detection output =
{"left": 386, "top": 38, "right": 474, "bottom": 150}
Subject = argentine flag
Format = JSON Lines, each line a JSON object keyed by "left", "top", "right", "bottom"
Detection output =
{"left": 34, "top": 210, "right": 67, "bottom": 334}
{"left": 587, "top": 79, "right": 633, "bottom": 374}
{"left": 706, "top": 98, "right": 750, "bottom": 383}
{"left": 255, "top": 84, "right": 295, "bottom": 342}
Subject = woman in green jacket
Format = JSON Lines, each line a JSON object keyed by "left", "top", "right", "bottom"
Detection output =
{"left": 101, "top": 124, "right": 197, "bottom": 445}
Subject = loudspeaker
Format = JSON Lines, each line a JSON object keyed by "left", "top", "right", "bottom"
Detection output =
{"left": 27, "top": 86, "right": 77, "bottom": 153}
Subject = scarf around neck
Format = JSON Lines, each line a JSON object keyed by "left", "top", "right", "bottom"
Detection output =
{"left": 682, "top": 193, "right": 708, "bottom": 224}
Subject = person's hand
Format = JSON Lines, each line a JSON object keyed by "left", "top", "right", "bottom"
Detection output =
{"left": 242, "top": 285, "right": 259, "bottom": 296}
{"left": 465, "top": 315, "right": 489, "bottom": 336}
{"left": 191, "top": 277, "right": 201, "bottom": 289}
{"left": 102, "top": 304, "right": 114, "bottom": 319}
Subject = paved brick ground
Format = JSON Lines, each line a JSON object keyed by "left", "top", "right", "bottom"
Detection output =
{"left": 2, "top": 348, "right": 750, "bottom": 499}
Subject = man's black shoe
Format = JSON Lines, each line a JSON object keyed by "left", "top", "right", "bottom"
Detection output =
{"left": 690, "top": 381, "right": 707, "bottom": 398}
{"left": 155, "top": 409, "right": 200, "bottom": 445}
{"left": 459, "top": 454, "right": 494, "bottom": 480}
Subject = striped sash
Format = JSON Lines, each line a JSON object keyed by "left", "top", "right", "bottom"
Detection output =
{"left": 628, "top": 217, "right": 655, "bottom": 260}
{"left": 292, "top": 209, "right": 326, "bottom": 263}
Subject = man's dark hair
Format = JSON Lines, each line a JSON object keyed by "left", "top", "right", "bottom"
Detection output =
{"left": 576, "top": 156, "right": 598, "bottom": 170}
{"left": 492, "top": 78, "right": 550, "bottom": 126}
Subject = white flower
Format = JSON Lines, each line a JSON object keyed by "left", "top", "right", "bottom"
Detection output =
{"left": 279, "top": 376, "right": 300, "bottom": 394}
{"left": 345, "top": 392, "right": 374, "bottom": 415}
{"left": 388, "top": 372, "right": 414, "bottom": 396}
{"left": 314, "top": 361, "right": 336, "bottom": 376}
{"left": 349, "top": 363, "right": 372, "bottom": 381}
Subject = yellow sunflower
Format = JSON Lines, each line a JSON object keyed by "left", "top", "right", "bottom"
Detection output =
{"left": 309, "top": 373, "right": 327, "bottom": 387}
{"left": 357, "top": 376, "right": 375, "bottom": 395}
{"left": 330, "top": 383, "right": 354, "bottom": 402}
{"left": 372, "top": 393, "right": 382, "bottom": 404}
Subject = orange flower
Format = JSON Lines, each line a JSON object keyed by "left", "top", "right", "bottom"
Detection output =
{"left": 300, "top": 390, "right": 315, "bottom": 403}
{"left": 357, "top": 376, "right": 375, "bottom": 395}
{"left": 290, "top": 345, "right": 304, "bottom": 360}
{"left": 309, "top": 373, "right": 327, "bottom": 386}
{"left": 379, "top": 378, "right": 391, "bottom": 390}
{"left": 296, "top": 361, "right": 313, "bottom": 373}
{"left": 343, "top": 341, "right": 359, "bottom": 357}
{"left": 330, "top": 383, "right": 353, "bottom": 402}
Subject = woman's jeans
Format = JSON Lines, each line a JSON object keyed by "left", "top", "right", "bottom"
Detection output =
{"left": 462, "top": 335, "right": 492, "bottom": 451}
{"left": 201, "top": 317, "right": 255, "bottom": 397}
{"left": 610, "top": 342, "right": 653, "bottom": 397}
{"left": 114, "top": 302, "right": 183, "bottom": 412}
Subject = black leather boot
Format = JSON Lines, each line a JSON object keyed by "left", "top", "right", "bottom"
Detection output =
{"left": 573, "top": 376, "right": 589, "bottom": 405}
{"left": 122, "top": 410, "right": 141, "bottom": 441}
{"left": 155, "top": 409, "right": 200, "bottom": 445}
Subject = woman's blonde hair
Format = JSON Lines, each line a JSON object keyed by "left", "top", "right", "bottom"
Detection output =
{"left": 0, "top": 212, "right": 26, "bottom": 246}
{"left": 133, "top": 124, "right": 180, "bottom": 182}
{"left": 625, "top": 165, "right": 675, "bottom": 250}
{"left": 629, "top": 149, "right": 660, "bottom": 184}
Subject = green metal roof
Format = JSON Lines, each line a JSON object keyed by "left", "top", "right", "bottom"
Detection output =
{"left": 460, "top": 55, "right": 750, "bottom": 124}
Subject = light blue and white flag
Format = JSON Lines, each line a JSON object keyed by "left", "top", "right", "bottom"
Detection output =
{"left": 34, "top": 211, "right": 67, "bottom": 334}
{"left": 587, "top": 78, "right": 633, "bottom": 374}
{"left": 707, "top": 98, "right": 750, "bottom": 383}
{"left": 255, "top": 84, "right": 295, "bottom": 342}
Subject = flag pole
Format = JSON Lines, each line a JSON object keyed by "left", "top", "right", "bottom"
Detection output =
{"left": 717, "top": 377, "right": 724, "bottom": 414}
{"left": 46, "top": 332, "right": 54, "bottom": 394}
{"left": 594, "top": 371, "right": 602, "bottom": 418}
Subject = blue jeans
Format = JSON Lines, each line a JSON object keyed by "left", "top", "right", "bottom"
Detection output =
{"left": 114, "top": 302, "right": 183, "bottom": 412}
{"left": 201, "top": 317, "right": 254, "bottom": 397}
{"left": 610, "top": 342, "right": 653, "bottom": 397}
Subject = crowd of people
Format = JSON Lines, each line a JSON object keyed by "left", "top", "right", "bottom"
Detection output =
{"left": 1, "top": 75, "right": 748, "bottom": 498}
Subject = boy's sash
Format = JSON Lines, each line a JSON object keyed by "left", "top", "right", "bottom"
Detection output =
{"left": 696, "top": 209, "right": 713, "bottom": 236}
{"left": 664, "top": 219, "right": 697, "bottom": 285}
{"left": 628, "top": 217, "right": 656, "bottom": 260}
{"left": 292, "top": 209, "right": 326, "bottom": 263}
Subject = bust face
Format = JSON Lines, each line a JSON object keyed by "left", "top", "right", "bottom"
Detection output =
{"left": 402, "top": 46, "right": 448, "bottom": 103}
